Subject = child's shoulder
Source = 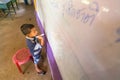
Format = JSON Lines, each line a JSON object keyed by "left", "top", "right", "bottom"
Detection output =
{"left": 26, "top": 38, "right": 34, "bottom": 44}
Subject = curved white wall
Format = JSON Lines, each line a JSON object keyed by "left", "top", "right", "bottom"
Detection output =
{"left": 35, "top": 0, "right": 120, "bottom": 80}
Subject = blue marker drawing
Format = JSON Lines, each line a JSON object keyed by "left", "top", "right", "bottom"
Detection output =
{"left": 116, "top": 27, "right": 120, "bottom": 35}
{"left": 89, "top": 1, "right": 99, "bottom": 12}
{"left": 50, "top": 0, "right": 99, "bottom": 26}
{"left": 76, "top": 8, "right": 86, "bottom": 19}
{"left": 115, "top": 38, "right": 120, "bottom": 43}
{"left": 81, "top": 14, "right": 96, "bottom": 25}
{"left": 115, "top": 27, "right": 120, "bottom": 43}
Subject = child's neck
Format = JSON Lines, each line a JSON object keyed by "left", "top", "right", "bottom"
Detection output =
{"left": 27, "top": 35, "right": 35, "bottom": 38}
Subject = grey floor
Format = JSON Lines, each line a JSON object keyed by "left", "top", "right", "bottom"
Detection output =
{"left": 0, "top": 4, "right": 52, "bottom": 80}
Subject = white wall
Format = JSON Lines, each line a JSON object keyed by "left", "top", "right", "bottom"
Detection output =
{"left": 36, "top": 0, "right": 120, "bottom": 80}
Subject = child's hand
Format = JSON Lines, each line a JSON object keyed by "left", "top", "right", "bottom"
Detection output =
{"left": 37, "top": 35, "right": 44, "bottom": 46}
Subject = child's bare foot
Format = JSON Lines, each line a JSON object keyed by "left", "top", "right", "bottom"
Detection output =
{"left": 37, "top": 70, "right": 46, "bottom": 75}
{"left": 36, "top": 68, "right": 46, "bottom": 75}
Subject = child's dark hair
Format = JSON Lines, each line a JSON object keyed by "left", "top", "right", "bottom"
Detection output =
{"left": 20, "top": 24, "right": 35, "bottom": 35}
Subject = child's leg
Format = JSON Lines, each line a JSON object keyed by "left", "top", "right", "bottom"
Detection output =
{"left": 34, "top": 64, "right": 42, "bottom": 72}
{"left": 34, "top": 63, "right": 46, "bottom": 75}
{"left": 33, "top": 52, "right": 46, "bottom": 74}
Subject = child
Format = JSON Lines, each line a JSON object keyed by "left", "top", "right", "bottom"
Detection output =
{"left": 20, "top": 24, "right": 46, "bottom": 75}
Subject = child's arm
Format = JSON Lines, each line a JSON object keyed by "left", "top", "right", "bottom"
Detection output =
{"left": 37, "top": 35, "right": 44, "bottom": 46}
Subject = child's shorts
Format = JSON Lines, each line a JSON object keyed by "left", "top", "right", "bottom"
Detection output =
{"left": 33, "top": 54, "right": 41, "bottom": 64}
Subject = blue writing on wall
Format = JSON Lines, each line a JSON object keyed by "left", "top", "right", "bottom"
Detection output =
{"left": 116, "top": 27, "right": 120, "bottom": 43}
{"left": 50, "top": 0, "right": 99, "bottom": 26}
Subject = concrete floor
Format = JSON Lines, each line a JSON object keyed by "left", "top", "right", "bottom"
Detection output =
{"left": 0, "top": 4, "right": 52, "bottom": 80}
